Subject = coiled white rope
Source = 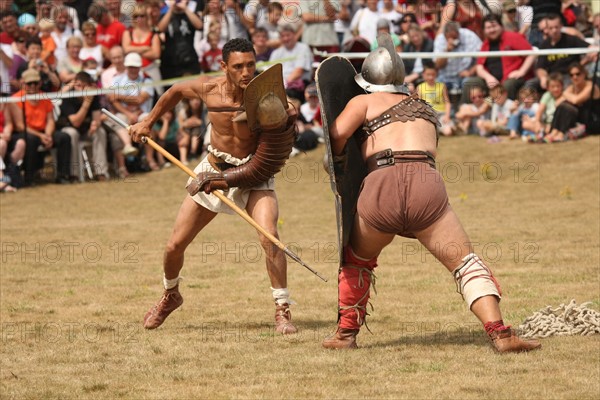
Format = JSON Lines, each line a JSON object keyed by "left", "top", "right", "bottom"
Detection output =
{"left": 518, "top": 299, "right": 600, "bottom": 338}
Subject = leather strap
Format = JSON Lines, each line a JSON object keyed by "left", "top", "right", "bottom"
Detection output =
{"left": 358, "top": 93, "right": 441, "bottom": 145}
{"left": 365, "top": 149, "right": 436, "bottom": 174}
{"left": 207, "top": 153, "right": 236, "bottom": 172}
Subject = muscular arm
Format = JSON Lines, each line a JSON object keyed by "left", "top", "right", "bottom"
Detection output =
{"left": 563, "top": 82, "right": 593, "bottom": 106}
{"left": 129, "top": 77, "right": 211, "bottom": 142}
{"left": 330, "top": 95, "right": 367, "bottom": 155}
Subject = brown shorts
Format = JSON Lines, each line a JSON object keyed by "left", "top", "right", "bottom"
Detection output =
{"left": 357, "top": 162, "right": 449, "bottom": 238}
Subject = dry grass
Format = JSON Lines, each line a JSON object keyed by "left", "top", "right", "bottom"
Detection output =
{"left": 1, "top": 135, "right": 599, "bottom": 399}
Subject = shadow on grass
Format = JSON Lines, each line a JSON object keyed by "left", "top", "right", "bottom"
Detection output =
{"left": 366, "top": 328, "right": 490, "bottom": 349}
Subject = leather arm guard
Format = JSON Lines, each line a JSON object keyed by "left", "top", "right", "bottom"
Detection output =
{"left": 187, "top": 115, "right": 297, "bottom": 196}
{"left": 222, "top": 115, "right": 297, "bottom": 187}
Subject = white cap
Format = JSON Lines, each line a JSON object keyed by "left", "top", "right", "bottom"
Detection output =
{"left": 124, "top": 53, "right": 142, "bottom": 68}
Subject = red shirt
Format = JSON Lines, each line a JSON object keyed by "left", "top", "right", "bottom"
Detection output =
{"left": 477, "top": 31, "right": 534, "bottom": 82}
{"left": 0, "top": 31, "right": 14, "bottom": 44}
{"left": 96, "top": 21, "right": 126, "bottom": 50}
{"left": 12, "top": 90, "right": 54, "bottom": 132}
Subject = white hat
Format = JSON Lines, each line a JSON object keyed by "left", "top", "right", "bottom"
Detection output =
{"left": 124, "top": 53, "right": 142, "bottom": 68}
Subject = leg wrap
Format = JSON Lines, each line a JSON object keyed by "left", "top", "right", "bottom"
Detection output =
{"left": 222, "top": 116, "right": 297, "bottom": 188}
{"left": 452, "top": 253, "right": 502, "bottom": 309}
{"left": 338, "top": 246, "right": 378, "bottom": 330}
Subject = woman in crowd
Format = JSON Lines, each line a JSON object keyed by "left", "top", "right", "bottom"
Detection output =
{"left": 545, "top": 63, "right": 600, "bottom": 142}
{"left": 79, "top": 21, "right": 103, "bottom": 67}
{"left": 57, "top": 36, "right": 83, "bottom": 84}
{"left": 122, "top": 3, "right": 162, "bottom": 92}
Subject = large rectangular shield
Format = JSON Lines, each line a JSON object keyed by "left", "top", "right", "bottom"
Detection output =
{"left": 316, "top": 57, "right": 368, "bottom": 265}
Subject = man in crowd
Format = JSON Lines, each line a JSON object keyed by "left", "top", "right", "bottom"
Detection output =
{"left": 58, "top": 71, "right": 110, "bottom": 181}
{"left": 531, "top": 14, "right": 592, "bottom": 92}
{"left": 13, "top": 69, "right": 71, "bottom": 185}
{"left": 475, "top": 14, "right": 536, "bottom": 100}
{"left": 433, "top": 21, "right": 482, "bottom": 102}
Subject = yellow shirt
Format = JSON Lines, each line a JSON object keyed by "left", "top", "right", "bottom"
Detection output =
{"left": 417, "top": 81, "right": 446, "bottom": 113}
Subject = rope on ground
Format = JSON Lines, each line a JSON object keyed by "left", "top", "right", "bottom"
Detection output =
{"left": 518, "top": 299, "right": 600, "bottom": 339}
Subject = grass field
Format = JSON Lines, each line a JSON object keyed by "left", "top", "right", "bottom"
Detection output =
{"left": 1, "top": 135, "right": 599, "bottom": 399}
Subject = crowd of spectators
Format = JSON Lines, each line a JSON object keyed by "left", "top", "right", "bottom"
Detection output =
{"left": 0, "top": 0, "right": 599, "bottom": 192}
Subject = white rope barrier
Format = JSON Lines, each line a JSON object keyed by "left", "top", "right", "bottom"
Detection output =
{"left": 2, "top": 47, "right": 598, "bottom": 104}
{"left": 0, "top": 58, "right": 293, "bottom": 104}
{"left": 320, "top": 46, "right": 599, "bottom": 60}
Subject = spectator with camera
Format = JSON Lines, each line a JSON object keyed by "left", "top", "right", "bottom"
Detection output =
{"left": 159, "top": 0, "right": 203, "bottom": 81}
{"left": 16, "top": 37, "right": 61, "bottom": 93}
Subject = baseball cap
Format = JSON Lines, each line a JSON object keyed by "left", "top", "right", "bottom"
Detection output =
{"left": 503, "top": 2, "right": 517, "bottom": 12}
{"left": 22, "top": 68, "right": 41, "bottom": 83}
{"left": 18, "top": 13, "right": 36, "bottom": 27}
{"left": 124, "top": 53, "right": 142, "bottom": 68}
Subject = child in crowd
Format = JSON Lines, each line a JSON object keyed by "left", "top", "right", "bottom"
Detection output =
{"left": 38, "top": 19, "right": 57, "bottom": 68}
{"left": 526, "top": 73, "right": 564, "bottom": 140}
{"left": 201, "top": 31, "right": 223, "bottom": 73}
{"left": 149, "top": 108, "right": 188, "bottom": 169}
{"left": 507, "top": 86, "right": 539, "bottom": 141}
{"left": 179, "top": 97, "right": 204, "bottom": 160}
{"left": 454, "top": 86, "right": 491, "bottom": 135}
{"left": 476, "top": 84, "right": 515, "bottom": 137}
{"left": 289, "top": 97, "right": 319, "bottom": 157}
{"left": 416, "top": 64, "right": 453, "bottom": 136}
{"left": 300, "top": 83, "right": 324, "bottom": 141}
{"left": 81, "top": 57, "right": 100, "bottom": 83}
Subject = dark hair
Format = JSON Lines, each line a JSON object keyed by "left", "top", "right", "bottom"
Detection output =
{"left": 545, "top": 14, "right": 562, "bottom": 23}
{"left": 13, "top": 29, "right": 30, "bottom": 43}
{"left": 400, "top": 13, "right": 416, "bottom": 23}
{"left": 222, "top": 38, "right": 255, "bottom": 63}
{"left": 482, "top": 13, "right": 503, "bottom": 27}
{"left": 568, "top": 62, "right": 587, "bottom": 78}
{"left": 26, "top": 36, "right": 42, "bottom": 49}
{"left": 0, "top": 10, "right": 18, "bottom": 20}
{"left": 422, "top": 61, "right": 437, "bottom": 71}
{"left": 268, "top": 2, "right": 283, "bottom": 13}
{"left": 74, "top": 71, "right": 94, "bottom": 85}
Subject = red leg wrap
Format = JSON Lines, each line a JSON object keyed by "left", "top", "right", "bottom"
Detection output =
{"left": 338, "top": 246, "right": 377, "bottom": 330}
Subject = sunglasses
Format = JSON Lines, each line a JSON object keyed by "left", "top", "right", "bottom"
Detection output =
{"left": 26, "top": 81, "right": 40, "bottom": 85}
{"left": 16, "top": 38, "right": 26, "bottom": 43}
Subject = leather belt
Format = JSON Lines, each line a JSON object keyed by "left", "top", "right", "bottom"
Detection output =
{"left": 365, "top": 149, "right": 436, "bottom": 174}
{"left": 208, "top": 153, "right": 236, "bottom": 172}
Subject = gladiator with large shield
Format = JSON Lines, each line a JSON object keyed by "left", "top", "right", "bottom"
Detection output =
{"left": 316, "top": 33, "right": 541, "bottom": 353}
{"left": 128, "top": 39, "right": 301, "bottom": 334}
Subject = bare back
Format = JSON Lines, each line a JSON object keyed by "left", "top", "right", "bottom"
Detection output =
{"left": 361, "top": 92, "right": 438, "bottom": 159}
{"left": 331, "top": 92, "right": 438, "bottom": 159}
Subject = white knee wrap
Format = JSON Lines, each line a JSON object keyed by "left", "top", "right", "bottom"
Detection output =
{"left": 452, "top": 253, "right": 502, "bottom": 309}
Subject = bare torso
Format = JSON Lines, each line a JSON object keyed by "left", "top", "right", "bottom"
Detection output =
{"left": 197, "top": 77, "right": 258, "bottom": 159}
